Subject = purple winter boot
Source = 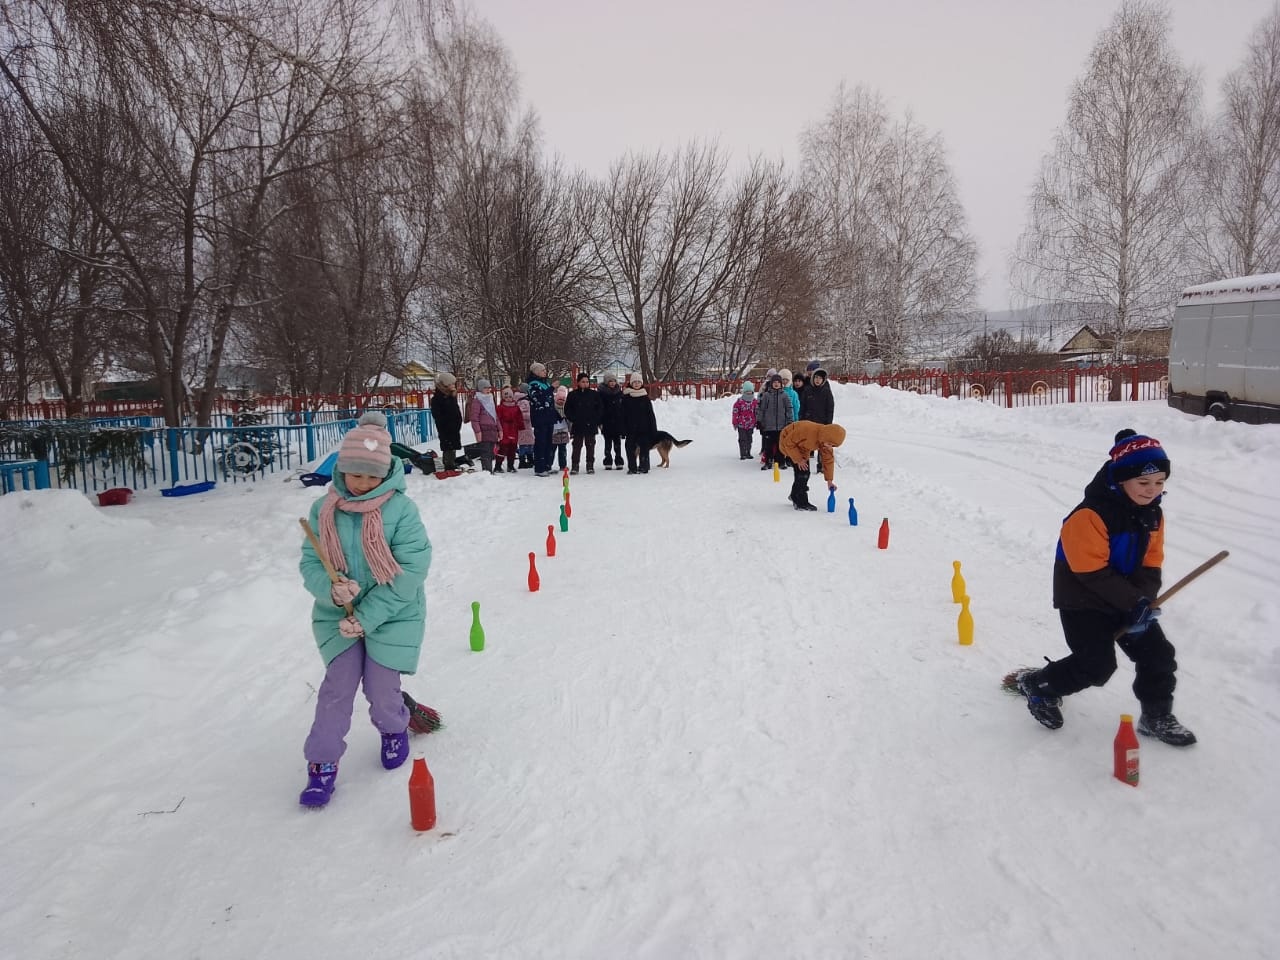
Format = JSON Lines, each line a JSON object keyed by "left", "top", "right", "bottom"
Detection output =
{"left": 381, "top": 730, "right": 410, "bottom": 770}
{"left": 299, "top": 762, "right": 338, "bottom": 807}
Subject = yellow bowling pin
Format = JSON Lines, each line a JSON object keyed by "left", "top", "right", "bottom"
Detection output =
{"left": 951, "top": 561, "right": 967, "bottom": 604}
{"left": 957, "top": 595, "right": 974, "bottom": 646}
{"left": 772, "top": 461, "right": 780, "bottom": 483}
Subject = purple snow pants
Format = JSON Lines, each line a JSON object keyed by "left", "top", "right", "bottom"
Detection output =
{"left": 303, "top": 640, "right": 410, "bottom": 764}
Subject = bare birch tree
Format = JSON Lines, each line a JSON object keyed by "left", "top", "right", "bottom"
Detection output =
{"left": 1191, "top": 3, "right": 1280, "bottom": 277}
{"left": 801, "top": 83, "right": 978, "bottom": 370}
{"left": 869, "top": 115, "right": 978, "bottom": 364}
{"left": 1011, "top": 0, "right": 1202, "bottom": 367}
{"left": 1, "top": 0, "right": 407, "bottom": 423}
{"left": 593, "top": 142, "right": 759, "bottom": 380}
{"left": 800, "top": 83, "right": 892, "bottom": 370}
{"left": 712, "top": 160, "right": 822, "bottom": 376}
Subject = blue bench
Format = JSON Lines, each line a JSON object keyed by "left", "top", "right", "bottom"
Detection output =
{"left": 0, "top": 460, "right": 51, "bottom": 494}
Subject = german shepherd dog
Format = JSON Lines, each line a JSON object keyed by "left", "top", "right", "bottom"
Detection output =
{"left": 650, "top": 430, "right": 692, "bottom": 468}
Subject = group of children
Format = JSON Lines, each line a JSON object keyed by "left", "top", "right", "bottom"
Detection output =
{"left": 430, "top": 370, "right": 641, "bottom": 477}
{"left": 295, "top": 381, "right": 1197, "bottom": 808}
{"left": 732, "top": 363, "right": 837, "bottom": 471}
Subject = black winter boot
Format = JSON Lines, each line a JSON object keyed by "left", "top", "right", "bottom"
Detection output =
{"left": 1137, "top": 712, "right": 1197, "bottom": 746}
{"left": 1015, "top": 669, "right": 1064, "bottom": 730}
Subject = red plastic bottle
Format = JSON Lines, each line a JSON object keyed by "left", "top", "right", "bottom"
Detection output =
{"left": 1113, "top": 714, "right": 1139, "bottom": 787}
{"left": 877, "top": 517, "right": 890, "bottom": 550}
{"left": 527, "top": 552, "right": 540, "bottom": 592}
{"left": 409, "top": 753, "right": 436, "bottom": 831}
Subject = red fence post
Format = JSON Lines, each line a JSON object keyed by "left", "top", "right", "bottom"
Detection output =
{"left": 1005, "top": 372, "right": 1013, "bottom": 408}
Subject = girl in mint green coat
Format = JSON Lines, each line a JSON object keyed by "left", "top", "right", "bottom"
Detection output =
{"left": 298, "top": 412, "right": 432, "bottom": 808}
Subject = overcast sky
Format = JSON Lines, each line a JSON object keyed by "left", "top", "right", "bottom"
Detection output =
{"left": 471, "top": 0, "right": 1274, "bottom": 312}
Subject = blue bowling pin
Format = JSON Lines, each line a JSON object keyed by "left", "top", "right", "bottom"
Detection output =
{"left": 827, "top": 488, "right": 836, "bottom": 513}
{"left": 847, "top": 497, "right": 859, "bottom": 526}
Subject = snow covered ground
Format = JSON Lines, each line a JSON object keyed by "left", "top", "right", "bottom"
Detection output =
{"left": 2, "top": 384, "right": 1277, "bottom": 960}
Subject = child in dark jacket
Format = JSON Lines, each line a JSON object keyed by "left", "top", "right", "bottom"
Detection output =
{"left": 621, "top": 374, "right": 657, "bottom": 474}
{"left": 1011, "top": 429, "right": 1196, "bottom": 745}
{"left": 732, "top": 381, "right": 757, "bottom": 459}
{"left": 429, "top": 372, "right": 464, "bottom": 470}
{"left": 598, "top": 374, "right": 625, "bottom": 469}
{"left": 755, "top": 373, "right": 794, "bottom": 470}
{"left": 800, "top": 368, "right": 835, "bottom": 424}
{"left": 564, "top": 373, "right": 603, "bottom": 474}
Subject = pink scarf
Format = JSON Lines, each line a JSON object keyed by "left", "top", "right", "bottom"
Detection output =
{"left": 317, "top": 487, "right": 404, "bottom": 585}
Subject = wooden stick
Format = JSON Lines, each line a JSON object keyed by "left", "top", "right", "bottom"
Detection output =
{"left": 299, "top": 517, "right": 353, "bottom": 616}
{"left": 1112, "top": 549, "right": 1229, "bottom": 640}
{"left": 1152, "top": 549, "right": 1230, "bottom": 607}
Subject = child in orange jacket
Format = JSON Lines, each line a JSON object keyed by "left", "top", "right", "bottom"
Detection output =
{"left": 777, "top": 420, "right": 847, "bottom": 511}
{"left": 1011, "top": 429, "right": 1196, "bottom": 746}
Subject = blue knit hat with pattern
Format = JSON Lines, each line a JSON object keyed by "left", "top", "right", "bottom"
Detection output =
{"left": 1108, "top": 429, "right": 1171, "bottom": 483}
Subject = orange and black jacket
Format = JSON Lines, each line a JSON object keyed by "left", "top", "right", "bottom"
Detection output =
{"left": 1053, "top": 465, "right": 1163, "bottom": 614}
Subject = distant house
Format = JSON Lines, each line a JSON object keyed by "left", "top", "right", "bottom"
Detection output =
{"left": 1058, "top": 325, "right": 1110, "bottom": 363}
{"left": 1057, "top": 324, "right": 1171, "bottom": 364}
{"left": 397, "top": 360, "right": 434, "bottom": 391}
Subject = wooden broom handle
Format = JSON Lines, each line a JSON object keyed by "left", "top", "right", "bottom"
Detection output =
{"left": 1112, "top": 549, "right": 1229, "bottom": 640}
{"left": 1152, "top": 550, "right": 1230, "bottom": 607}
{"left": 299, "top": 517, "right": 354, "bottom": 616}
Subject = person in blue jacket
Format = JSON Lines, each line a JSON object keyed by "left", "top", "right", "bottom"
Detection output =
{"left": 524, "top": 362, "right": 558, "bottom": 476}
{"left": 298, "top": 412, "right": 432, "bottom": 808}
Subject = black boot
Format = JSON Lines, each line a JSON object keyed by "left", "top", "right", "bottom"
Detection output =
{"left": 1015, "top": 670, "right": 1064, "bottom": 730}
{"left": 1137, "top": 711, "right": 1197, "bottom": 746}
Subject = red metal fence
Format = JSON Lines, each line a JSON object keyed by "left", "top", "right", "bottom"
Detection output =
{"left": 5, "top": 362, "right": 1169, "bottom": 421}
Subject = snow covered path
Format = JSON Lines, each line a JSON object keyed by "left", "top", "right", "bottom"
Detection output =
{"left": 2, "top": 386, "right": 1277, "bottom": 959}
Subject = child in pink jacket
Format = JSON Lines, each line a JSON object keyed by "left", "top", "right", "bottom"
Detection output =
{"left": 732, "top": 381, "right": 757, "bottom": 460}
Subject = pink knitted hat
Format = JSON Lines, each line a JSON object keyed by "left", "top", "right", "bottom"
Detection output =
{"left": 337, "top": 411, "right": 393, "bottom": 477}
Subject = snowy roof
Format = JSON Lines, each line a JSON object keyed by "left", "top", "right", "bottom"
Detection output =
{"left": 368, "top": 372, "right": 402, "bottom": 388}
{"left": 1178, "top": 273, "right": 1280, "bottom": 305}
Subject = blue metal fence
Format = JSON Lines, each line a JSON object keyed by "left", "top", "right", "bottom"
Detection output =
{"left": 0, "top": 410, "right": 435, "bottom": 495}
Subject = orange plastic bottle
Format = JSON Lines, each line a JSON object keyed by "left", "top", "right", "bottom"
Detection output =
{"left": 877, "top": 517, "right": 890, "bottom": 549}
{"left": 409, "top": 753, "right": 436, "bottom": 831}
{"left": 1113, "top": 714, "right": 1139, "bottom": 787}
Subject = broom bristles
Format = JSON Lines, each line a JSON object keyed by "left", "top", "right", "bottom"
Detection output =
{"left": 402, "top": 692, "right": 443, "bottom": 734}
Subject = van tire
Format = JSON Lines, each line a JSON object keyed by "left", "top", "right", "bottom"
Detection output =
{"left": 1208, "top": 400, "right": 1230, "bottom": 421}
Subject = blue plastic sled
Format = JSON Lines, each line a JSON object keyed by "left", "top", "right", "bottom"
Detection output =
{"left": 314, "top": 450, "right": 339, "bottom": 476}
{"left": 162, "top": 480, "right": 217, "bottom": 497}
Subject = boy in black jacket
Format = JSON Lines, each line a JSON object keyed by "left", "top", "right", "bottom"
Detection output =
{"left": 800, "top": 368, "right": 835, "bottom": 424}
{"left": 564, "top": 373, "right": 603, "bottom": 474}
{"left": 1010, "top": 429, "right": 1195, "bottom": 746}
{"left": 598, "top": 374, "right": 625, "bottom": 469}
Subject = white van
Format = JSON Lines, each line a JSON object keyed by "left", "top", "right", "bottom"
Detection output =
{"left": 1167, "top": 272, "right": 1280, "bottom": 424}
